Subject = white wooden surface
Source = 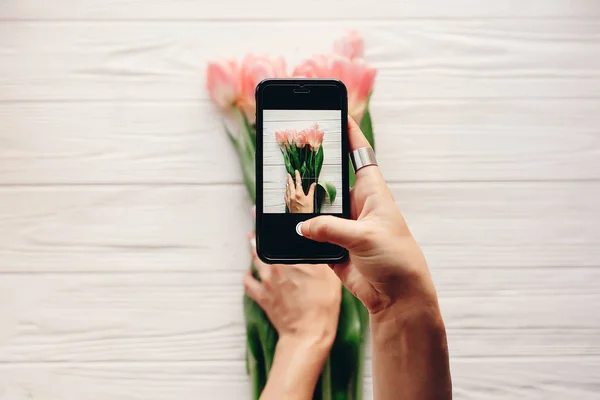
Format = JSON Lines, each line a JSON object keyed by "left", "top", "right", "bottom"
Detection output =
{"left": 1, "top": 1, "right": 600, "bottom": 399}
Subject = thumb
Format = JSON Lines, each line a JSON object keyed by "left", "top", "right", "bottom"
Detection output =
{"left": 301, "top": 215, "right": 361, "bottom": 250}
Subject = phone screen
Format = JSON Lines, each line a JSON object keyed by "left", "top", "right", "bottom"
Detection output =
{"left": 256, "top": 79, "right": 349, "bottom": 263}
{"left": 263, "top": 109, "right": 342, "bottom": 215}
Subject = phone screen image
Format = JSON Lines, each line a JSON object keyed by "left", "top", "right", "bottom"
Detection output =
{"left": 263, "top": 109, "right": 342, "bottom": 215}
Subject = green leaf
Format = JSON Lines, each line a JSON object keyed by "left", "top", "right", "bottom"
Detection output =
{"left": 350, "top": 105, "right": 375, "bottom": 188}
{"left": 232, "top": 107, "right": 254, "bottom": 160}
{"left": 289, "top": 146, "right": 301, "bottom": 172}
{"left": 360, "top": 106, "right": 375, "bottom": 148}
{"left": 315, "top": 146, "right": 324, "bottom": 178}
{"left": 283, "top": 151, "right": 294, "bottom": 176}
{"left": 223, "top": 122, "right": 238, "bottom": 147}
{"left": 245, "top": 261, "right": 279, "bottom": 397}
{"left": 316, "top": 181, "right": 336, "bottom": 213}
{"left": 300, "top": 164, "right": 308, "bottom": 183}
{"left": 241, "top": 153, "right": 256, "bottom": 203}
{"left": 229, "top": 106, "right": 257, "bottom": 202}
{"left": 329, "top": 287, "right": 367, "bottom": 400}
{"left": 244, "top": 293, "right": 267, "bottom": 397}
{"left": 314, "top": 356, "right": 332, "bottom": 400}
{"left": 305, "top": 149, "right": 313, "bottom": 176}
{"left": 298, "top": 145, "right": 308, "bottom": 166}
{"left": 348, "top": 157, "right": 356, "bottom": 188}
{"left": 318, "top": 181, "right": 337, "bottom": 204}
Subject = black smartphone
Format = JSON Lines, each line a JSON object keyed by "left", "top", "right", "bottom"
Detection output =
{"left": 255, "top": 79, "right": 350, "bottom": 264}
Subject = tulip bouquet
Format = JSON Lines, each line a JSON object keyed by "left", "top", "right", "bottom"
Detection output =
{"left": 206, "top": 31, "right": 376, "bottom": 400}
{"left": 275, "top": 124, "right": 336, "bottom": 213}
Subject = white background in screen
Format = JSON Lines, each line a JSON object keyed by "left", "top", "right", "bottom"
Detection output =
{"left": 263, "top": 109, "right": 342, "bottom": 213}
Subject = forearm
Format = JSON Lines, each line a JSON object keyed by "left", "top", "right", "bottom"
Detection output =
{"left": 371, "top": 288, "right": 452, "bottom": 400}
{"left": 260, "top": 335, "right": 332, "bottom": 400}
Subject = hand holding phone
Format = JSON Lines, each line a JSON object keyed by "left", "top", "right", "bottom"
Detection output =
{"left": 255, "top": 79, "right": 350, "bottom": 264}
{"left": 298, "top": 117, "right": 439, "bottom": 317}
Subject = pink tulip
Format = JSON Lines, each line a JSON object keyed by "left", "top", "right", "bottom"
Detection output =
{"left": 331, "top": 57, "right": 376, "bottom": 123}
{"left": 333, "top": 31, "right": 364, "bottom": 60}
{"left": 206, "top": 60, "right": 241, "bottom": 109}
{"left": 305, "top": 124, "right": 325, "bottom": 150}
{"left": 291, "top": 54, "right": 331, "bottom": 78}
{"left": 286, "top": 130, "right": 298, "bottom": 147}
{"left": 295, "top": 131, "right": 308, "bottom": 148}
{"left": 294, "top": 55, "right": 376, "bottom": 122}
{"left": 275, "top": 130, "right": 289, "bottom": 147}
{"left": 240, "top": 54, "right": 287, "bottom": 123}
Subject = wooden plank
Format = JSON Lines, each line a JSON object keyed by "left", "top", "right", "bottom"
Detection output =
{"left": 450, "top": 358, "right": 600, "bottom": 399}
{"left": 394, "top": 182, "right": 600, "bottom": 269}
{"left": 1, "top": 0, "right": 599, "bottom": 19}
{"left": 1, "top": 20, "right": 599, "bottom": 101}
{"left": 0, "top": 185, "right": 254, "bottom": 273}
{"left": 1, "top": 99, "right": 599, "bottom": 185}
{"left": 0, "top": 182, "right": 598, "bottom": 272}
{"left": 0, "top": 269, "right": 599, "bottom": 363}
{"left": 1, "top": 359, "right": 599, "bottom": 399}
{"left": 0, "top": 101, "right": 241, "bottom": 185}
{"left": 0, "top": 362, "right": 252, "bottom": 400}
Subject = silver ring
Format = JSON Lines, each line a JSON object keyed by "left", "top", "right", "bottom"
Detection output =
{"left": 351, "top": 147, "right": 378, "bottom": 172}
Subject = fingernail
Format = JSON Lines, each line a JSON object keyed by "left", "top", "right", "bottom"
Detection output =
{"left": 250, "top": 237, "right": 256, "bottom": 248}
{"left": 301, "top": 220, "right": 311, "bottom": 238}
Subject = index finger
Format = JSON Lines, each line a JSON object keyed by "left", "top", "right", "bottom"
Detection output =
{"left": 348, "top": 116, "right": 371, "bottom": 151}
{"left": 347, "top": 117, "right": 383, "bottom": 183}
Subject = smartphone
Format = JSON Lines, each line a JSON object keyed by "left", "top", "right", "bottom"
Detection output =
{"left": 255, "top": 79, "right": 350, "bottom": 264}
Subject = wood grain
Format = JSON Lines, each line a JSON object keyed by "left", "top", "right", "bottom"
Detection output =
{"left": 2, "top": 0, "right": 599, "bottom": 19}
{"left": 1, "top": 20, "right": 599, "bottom": 101}
{"left": 0, "top": 269, "right": 599, "bottom": 363}
{"left": 1, "top": 99, "right": 599, "bottom": 185}
{"left": 0, "top": 182, "right": 598, "bottom": 272}
{"left": 1, "top": 2, "right": 599, "bottom": 397}
{"left": 1, "top": 359, "right": 600, "bottom": 400}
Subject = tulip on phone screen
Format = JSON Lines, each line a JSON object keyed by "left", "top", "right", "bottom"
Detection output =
{"left": 273, "top": 122, "right": 332, "bottom": 214}
{"left": 305, "top": 123, "right": 325, "bottom": 150}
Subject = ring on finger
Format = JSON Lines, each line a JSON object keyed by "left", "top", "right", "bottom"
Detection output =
{"left": 350, "top": 147, "right": 378, "bottom": 172}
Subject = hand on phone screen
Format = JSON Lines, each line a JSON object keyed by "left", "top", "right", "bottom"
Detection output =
{"left": 285, "top": 171, "right": 316, "bottom": 214}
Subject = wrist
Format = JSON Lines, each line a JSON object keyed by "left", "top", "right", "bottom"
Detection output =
{"left": 371, "top": 291, "right": 446, "bottom": 346}
{"left": 374, "top": 257, "right": 440, "bottom": 319}
{"left": 369, "top": 284, "right": 452, "bottom": 400}
{"left": 264, "top": 333, "right": 332, "bottom": 399}
{"left": 371, "top": 261, "right": 442, "bottom": 326}
{"left": 277, "top": 329, "right": 335, "bottom": 359}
